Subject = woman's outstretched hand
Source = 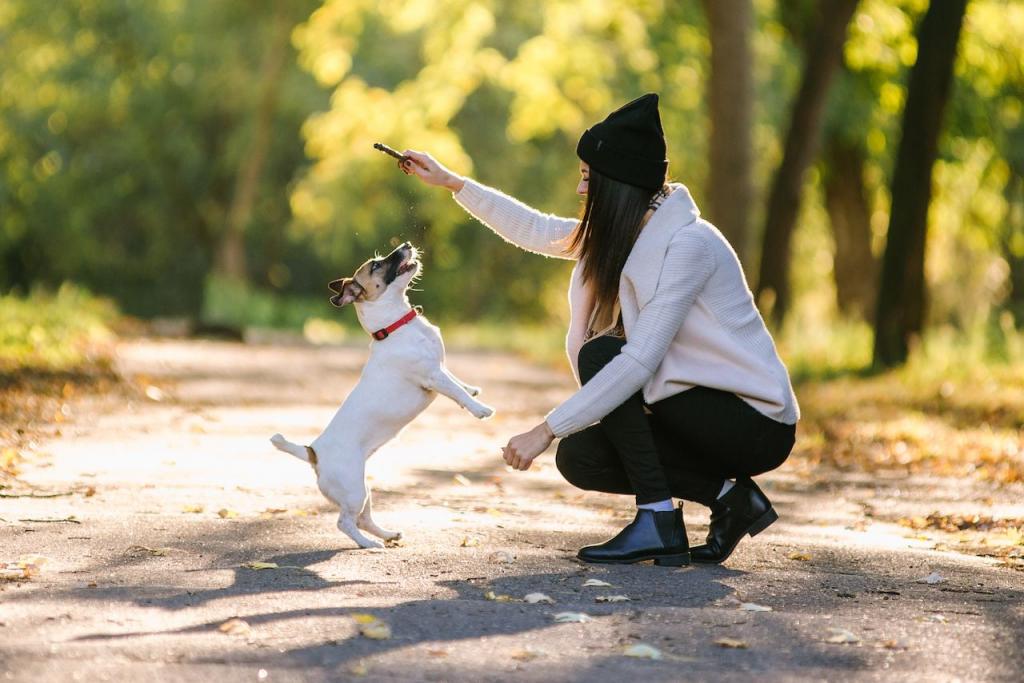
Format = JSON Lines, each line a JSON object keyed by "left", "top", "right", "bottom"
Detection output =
{"left": 400, "top": 150, "right": 465, "bottom": 192}
{"left": 502, "top": 421, "right": 555, "bottom": 471}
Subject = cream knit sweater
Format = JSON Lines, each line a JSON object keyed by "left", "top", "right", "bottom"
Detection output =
{"left": 453, "top": 179, "right": 800, "bottom": 437}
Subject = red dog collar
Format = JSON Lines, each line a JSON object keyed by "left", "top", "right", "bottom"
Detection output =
{"left": 371, "top": 307, "right": 420, "bottom": 341}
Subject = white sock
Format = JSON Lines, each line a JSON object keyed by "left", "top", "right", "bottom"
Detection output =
{"left": 718, "top": 480, "right": 735, "bottom": 498}
{"left": 638, "top": 499, "right": 675, "bottom": 512}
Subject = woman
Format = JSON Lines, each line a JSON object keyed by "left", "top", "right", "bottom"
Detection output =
{"left": 401, "top": 93, "right": 799, "bottom": 567}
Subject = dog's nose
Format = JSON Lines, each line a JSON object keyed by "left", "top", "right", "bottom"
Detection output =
{"left": 401, "top": 241, "right": 411, "bottom": 249}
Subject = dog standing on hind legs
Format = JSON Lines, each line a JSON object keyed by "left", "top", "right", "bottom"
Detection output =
{"left": 271, "top": 242, "right": 493, "bottom": 549}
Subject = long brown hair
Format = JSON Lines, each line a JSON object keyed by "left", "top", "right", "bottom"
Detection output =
{"left": 568, "top": 168, "right": 659, "bottom": 318}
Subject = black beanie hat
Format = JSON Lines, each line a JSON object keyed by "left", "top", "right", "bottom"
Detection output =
{"left": 576, "top": 93, "right": 668, "bottom": 191}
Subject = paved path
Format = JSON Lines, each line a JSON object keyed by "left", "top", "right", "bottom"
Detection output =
{"left": 2, "top": 339, "right": 1022, "bottom": 681}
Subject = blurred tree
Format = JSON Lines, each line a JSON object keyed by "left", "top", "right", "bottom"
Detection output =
{"left": 0, "top": 0, "right": 326, "bottom": 316}
{"left": 701, "top": 0, "right": 753, "bottom": 261}
{"left": 874, "top": 0, "right": 970, "bottom": 368}
{"left": 755, "top": 0, "right": 860, "bottom": 325}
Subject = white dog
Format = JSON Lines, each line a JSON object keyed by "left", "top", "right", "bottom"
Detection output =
{"left": 271, "top": 242, "right": 493, "bottom": 549}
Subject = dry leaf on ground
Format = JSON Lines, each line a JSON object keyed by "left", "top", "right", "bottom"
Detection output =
{"left": 510, "top": 648, "right": 543, "bottom": 661}
{"left": 125, "top": 545, "right": 169, "bottom": 557}
{"left": 0, "top": 555, "right": 48, "bottom": 581}
{"left": 787, "top": 551, "right": 812, "bottom": 561}
{"left": 453, "top": 473, "right": 472, "bottom": 486}
{"left": 739, "top": 602, "right": 772, "bottom": 612}
{"left": 623, "top": 643, "right": 663, "bottom": 660}
{"left": 217, "top": 508, "right": 238, "bottom": 519}
{"left": 484, "top": 590, "right": 513, "bottom": 602}
{"left": 352, "top": 613, "right": 391, "bottom": 639}
{"left": 460, "top": 536, "right": 480, "bottom": 548}
{"left": 595, "top": 595, "right": 630, "bottom": 603}
{"left": 523, "top": 592, "right": 554, "bottom": 604}
{"left": 582, "top": 579, "right": 613, "bottom": 587}
{"left": 553, "top": 612, "right": 592, "bottom": 623}
{"left": 182, "top": 504, "right": 204, "bottom": 514}
{"left": 715, "top": 638, "right": 748, "bottom": 649}
{"left": 917, "top": 571, "right": 945, "bottom": 585}
{"left": 824, "top": 628, "right": 860, "bottom": 644}
{"left": 218, "top": 618, "right": 251, "bottom": 636}
{"left": 488, "top": 550, "right": 515, "bottom": 564}
{"left": 242, "top": 561, "right": 279, "bottom": 570}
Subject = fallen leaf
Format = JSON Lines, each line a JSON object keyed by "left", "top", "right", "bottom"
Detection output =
{"left": 739, "top": 602, "right": 773, "bottom": 612}
{"left": 510, "top": 648, "right": 542, "bottom": 661}
{"left": 484, "top": 590, "right": 513, "bottom": 602}
{"left": 924, "top": 614, "right": 948, "bottom": 623}
{"left": 144, "top": 385, "right": 165, "bottom": 402}
{"left": 787, "top": 551, "right": 812, "bottom": 561}
{"left": 460, "top": 536, "right": 480, "bottom": 548}
{"left": 182, "top": 504, "right": 205, "bottom": 514}
{"left": 352, "top": 613, "right": 391, "bottom": 639}
{"left": 218, "top": 618, "right": 251, "bottom": 636}
{"left": 824, "top": 628, "right": 860, "bottom": 644}
{"left": 263, "top": 508, "right": 289, "bottom": 515}
{"left": 879, "top": 639, "right": 908, "bottom": 650}
{"left": 242, "top": 561, "right": 279, "bottom": 570}
{"left": 125, "top": 545, "right": 169, "bottom": 557}
{"left": 384, "top": 537, "right": 405, "bottom": 548}
{"left": 714, "top": 638, "right": 748, "bottom": 649}
{"left": 488, "top": 550, "right": 515, "bottom": 564}
{"left": 917, "top": 571, "right": 945, "bottom": 585}
{"left": 1, "top": 554, "right": 48, "bottom": 581}
{"left": 523, "top": 592, "right": 554, "bottom": 604}
{"left": 217, "top": 508, "right": 239, "bottom": 519}
{"left": 595, "top": 595, "right": 630, "bottom": 603}
{"left": 426, "top": 649, "right": 449, "bottom": 658}
{"left": 553, "top": 612, "right": 592, "bottom": 623}
{"left": 582, "top": 579, "right": 613, "bottom": 587}
{"left": 453, "top": 473, "right": 472, "bottom": 486}
{"left": 347, "top": 661, "right": 369, "bottom": 677}
{"left": 623, "top": 643, "right": 663, "bottom": 660}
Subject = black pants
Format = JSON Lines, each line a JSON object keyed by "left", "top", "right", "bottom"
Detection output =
{"left": 555, "top": 336, "right": 796, "bottom": 507}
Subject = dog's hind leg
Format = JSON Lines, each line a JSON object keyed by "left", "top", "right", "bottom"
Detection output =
{"left": 426, "top": 369, "right": 493, "bottom": 419}
{"left": 357, "top": 490, "right": 402, "bottom": 542}
{"left": 323, "top": 474, "right": 383, "bottom": 549}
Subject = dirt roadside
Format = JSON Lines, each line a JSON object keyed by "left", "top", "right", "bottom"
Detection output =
{"left": 2, "top": 338, "right": 1022, "bottom": 682}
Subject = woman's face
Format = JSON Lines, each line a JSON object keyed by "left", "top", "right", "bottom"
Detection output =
{"left": 577, "top": 162, "right": 590, "bottom": 196}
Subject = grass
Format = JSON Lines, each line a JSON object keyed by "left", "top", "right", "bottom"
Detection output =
{"left": 0, "top": 284, "right": 119, "bottom": 376}
{"left": 0, "top": 285, "right": 122, "bottom": 477}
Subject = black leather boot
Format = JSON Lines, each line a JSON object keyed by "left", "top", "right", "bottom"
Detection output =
{"left": 690, "top": 477, "right": 778, "bottom": 564}
{"left": 577, "top": 507, "right": 690, "bottom": 566}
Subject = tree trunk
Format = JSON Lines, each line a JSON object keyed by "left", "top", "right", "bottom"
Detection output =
{"left": 873, "top": 0, "right": 969, "bottom": 368}
{"left": 823, "top": 134, "right": 876, "bottom": 319}
{"left": 1001, "top": 168, "right": 1024, "bottom": 326}
{"left": 215, "top": 10, "right": 292, "bottom": 282}
{"left": 701, "top": 0, "right": 754, "bottom": 261}
{"left": 755, "top": 0, "right": 860, "bottom": 325}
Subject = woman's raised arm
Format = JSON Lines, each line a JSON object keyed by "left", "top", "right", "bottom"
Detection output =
{"left": 401, "top": 150, "right": 578, "bottom": 260}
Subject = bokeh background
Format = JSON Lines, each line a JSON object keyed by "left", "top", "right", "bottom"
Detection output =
{"left": 2, "top": 0, "right": 1023, "bottom": 373}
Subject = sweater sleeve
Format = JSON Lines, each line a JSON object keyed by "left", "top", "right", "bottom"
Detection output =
{"left": 545, "top": 229, "right": 716, "bottom": 437}
{"left": 453, "top": 179, "right": 578, "bottom": 259}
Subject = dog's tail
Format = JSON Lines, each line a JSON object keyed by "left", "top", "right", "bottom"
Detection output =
{"left": 270, "top": 433, "right": 314, "bottom": 464}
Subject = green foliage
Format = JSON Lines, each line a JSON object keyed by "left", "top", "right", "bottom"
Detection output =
{"left": 0, "top": 284, "right": 118, "bottom": 373}
{"left": 1, "top": 0, "right": 1023, "bottom": 347}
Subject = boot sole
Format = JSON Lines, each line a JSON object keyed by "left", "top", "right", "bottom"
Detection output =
{"left": 691, "top": 507, "right": 779, "bottom": 565}
{"left": 578, "top": 551, "right": 691, "bottom": 567}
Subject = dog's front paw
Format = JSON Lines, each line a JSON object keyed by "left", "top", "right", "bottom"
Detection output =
{"left": 469, "top": 402, "right": 494, "bottom": 419}
{"left": 357, "top": 539, "right": 384, "bottom": 550}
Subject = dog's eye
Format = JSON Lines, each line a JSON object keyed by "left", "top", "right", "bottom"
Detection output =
{"left": 370, "top": 261, "right": 381, "bottom": 272}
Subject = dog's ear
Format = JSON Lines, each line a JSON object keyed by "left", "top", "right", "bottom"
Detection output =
{"left": 329, "top": 278, "right": 362, "bottom": 307}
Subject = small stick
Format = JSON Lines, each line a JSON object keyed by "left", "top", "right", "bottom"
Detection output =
{"left": 373, "top": 142, "right": 408, "bottom": 162}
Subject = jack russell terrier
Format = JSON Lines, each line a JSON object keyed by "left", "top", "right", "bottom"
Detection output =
{"left": 271, "top": 242, "right": 494, "bottom": 548}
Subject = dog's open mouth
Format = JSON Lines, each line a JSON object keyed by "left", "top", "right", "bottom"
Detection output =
{"left": 397, "top": 259, "right": 419, "bottom": 276}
